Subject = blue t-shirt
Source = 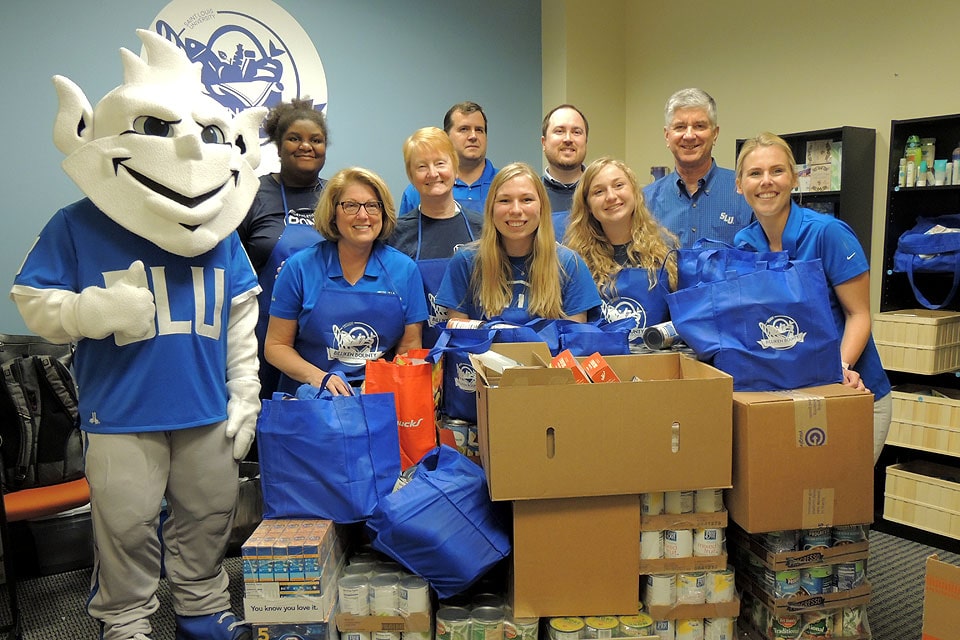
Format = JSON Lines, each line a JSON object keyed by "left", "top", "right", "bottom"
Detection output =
{"left": 13, "top": 198, "right": 260, "bottom": 433}
{"left": 398, "top": 159, "right": 498, "bottom": 215}
{"left": 734, "top": 202, "right": 891, "bottom": 398}
{"left": 435, "top": 244, "right": 601, "bottom": 323}
{"left": 270, "top": 239, "right": 428, "bottom": 338}
{"left": 643, "top": 161, "right": 753, "bottom": 248}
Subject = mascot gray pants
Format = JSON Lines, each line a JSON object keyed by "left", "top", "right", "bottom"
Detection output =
{"left": 85, "top": 422, "right": 238, "bottom": 640}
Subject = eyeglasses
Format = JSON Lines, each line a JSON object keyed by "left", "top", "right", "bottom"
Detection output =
{"left": 338, "top": 200, "right": 383, "bottom": 216}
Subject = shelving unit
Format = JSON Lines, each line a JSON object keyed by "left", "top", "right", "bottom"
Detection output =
{"left": 735, "top": 126, "right": 876, "bottom": 258}
{"left": 874, "top": 113, "right": 960, "bottom": 553}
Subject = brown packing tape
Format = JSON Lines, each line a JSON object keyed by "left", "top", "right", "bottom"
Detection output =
{"left": 778, "top": 392, "right": 838, "bottom": 528}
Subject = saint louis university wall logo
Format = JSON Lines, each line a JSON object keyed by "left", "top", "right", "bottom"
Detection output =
{"left": 757, "top": 315, "right": 806, "bottom": 350}
{"left": 329, "top": 322, "right": 382, "bottom": 365}
{"left": 151, "top": 0, "right": 328, "bottom": 174}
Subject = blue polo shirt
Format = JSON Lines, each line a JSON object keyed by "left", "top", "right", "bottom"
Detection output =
{"left": 398, "top": 158, "right": 498, "bottom": 215}
{"left": 643, "top": 161, "right": 753, "bottom": 248}
{"left": 734, "top": 202, "right": 890, "bottom": 399}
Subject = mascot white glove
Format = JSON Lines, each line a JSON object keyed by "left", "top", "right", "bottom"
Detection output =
{"left": 224, "top": 294, "right": 261, "bottom": 460}
{"left": 63, "top": 260, "right": 156, "bottom": 341}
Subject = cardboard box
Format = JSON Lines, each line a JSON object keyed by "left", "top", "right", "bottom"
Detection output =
{"left": 476, "top": 345, "right": 733, "bottom": 500}
{"left": 244, "top": 551, "right": 345, "bottom": 623}
{"left": 725, "top": 385, "right": 874, "bottom": 533}
{"left": 887, "top": 384, "right": 960, "bottom": 456}
{"left": 253, "top": 621, "right": 338, "bottom": 640}
{"left": 884, "top": 461, "right": 960, "bottom": 538}
{"left": 738, "top": 571, "right": 871, "bottom": 616}
{"left": 646, "top": 597, "right": 740, "bottom": 623}
{"left": 335, "top": 612, "right": 431, "bottom": 633}
{"left": 923, "top": 554, "right": 960, "bottom": 639}
{"left": 510, "top": 495, "right": 640, "bottom": 617}
{"left": 874, "top": 309, "right": 960, "bottom": 375}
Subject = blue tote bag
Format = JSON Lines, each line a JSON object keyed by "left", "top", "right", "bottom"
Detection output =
{"left": 257, "top": 380, "right": 401, "bottom": 523}
{"left": 556, "top": 317, "right": 633, "bottom": 356}
{"left": 893, "top": 214, "right": 960, "bottom": 309}
{"left": 667, "top": 259, "right": 842, "bottom": 392}
{"left": 676, "top": 239, "right": 790, "bottom": 290}
{"left": 365, "top": 445, "right": 511, "bottom": 599}
{"left": 427, "top": 320, "right": 556, "bottom": 422}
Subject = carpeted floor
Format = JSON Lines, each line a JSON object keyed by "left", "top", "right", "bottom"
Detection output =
{"left": 5, "top": 529, "right": 959, "bottom": 639}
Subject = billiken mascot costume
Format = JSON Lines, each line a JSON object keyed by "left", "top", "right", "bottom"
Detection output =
{"left": 11, "top": 29, "right": 266, "bottom": 640}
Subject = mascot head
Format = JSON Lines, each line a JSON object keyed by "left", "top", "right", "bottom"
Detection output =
{"left": 52, "top": 29, "right": 267, "bottom": 257}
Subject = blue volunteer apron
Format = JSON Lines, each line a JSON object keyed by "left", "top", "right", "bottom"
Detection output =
{"left": 277, "top": 248, "right": 406, "bottom": 394}
{"left": 600, "top": 267, "right": 669, "bottom": 352}
{"left": 415, "top": 205, "right": 476, "bottom": 348}
{"left": 257, "top": 182, "right": 323, "bottom": 395}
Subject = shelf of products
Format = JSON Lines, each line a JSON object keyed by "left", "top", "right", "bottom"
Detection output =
{"left": 736, "top": 126, "right": 876, "bottom": 258}
{"left": 875, "top": 113, "right": 960, "bottom": 551}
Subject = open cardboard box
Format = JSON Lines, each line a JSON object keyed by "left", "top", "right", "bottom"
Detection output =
{"left": 923, "top": 554, "right": 960, "bottom": 639}
{"left": 475, "top": 344, "right": 733, "bottom": 500}
{"left": 725, "top": 384, "right": 874, "bottom": 533}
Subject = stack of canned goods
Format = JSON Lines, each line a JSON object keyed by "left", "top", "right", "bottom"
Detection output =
{"left": 640, "top": 490, "right": 727, "bottom": 561}
{"left": 742, "top": 592, "right": 869, "bottom": 639}
{"left": 743, "top": 526, "right": 868, "bottom": 599}
{"left": 643, "top": 568, "right": 736, "bottom": 608}
{"left": 435, "top": 593, "right": 539, "bottom": 640}
{"left": 337, "top": 556, "right": 432, "bottom": 640}
{"left": 546, "top": 614, "right": 737, "bottom": 640}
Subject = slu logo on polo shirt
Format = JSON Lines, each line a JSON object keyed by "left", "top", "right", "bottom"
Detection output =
{"left": 329, "top": 322, "right": 382, "bottom": 365}
{"left": 426, "top": 292, "right": 448, "bottom": 328}
{"left": 757, "top": 315, "right": 806, "bottom": 350}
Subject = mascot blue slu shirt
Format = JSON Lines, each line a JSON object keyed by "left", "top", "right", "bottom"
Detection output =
{"left": 15, "top": 201, "right": 258, "bottom": 432}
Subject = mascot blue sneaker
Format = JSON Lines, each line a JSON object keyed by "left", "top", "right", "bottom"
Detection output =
{"left": 175, "top": 611, "right": 251, "bottom": 640}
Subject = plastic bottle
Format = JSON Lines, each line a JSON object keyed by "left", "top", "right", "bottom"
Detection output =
{"left": 952, "top": 142, "right": 960, "bottom": 185}
{"left": 898, "top": 158, "right": 906, "bottom": 187}
{"left": 905, "top": 135, "right": 923, "bottom": 169}
{"left": 917, "top": 160, "right": 928, "bottom": 187}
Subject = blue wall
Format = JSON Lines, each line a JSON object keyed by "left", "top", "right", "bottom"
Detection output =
{"left": 0, "top": 0, "right": 542, "bottom": 333}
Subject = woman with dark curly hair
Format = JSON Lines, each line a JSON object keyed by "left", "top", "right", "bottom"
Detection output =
{"left": 563, "top": 157, "right": 679, "bottom": 350}
{"left": 236, "top": 98, "right": 329, "bottom": 396}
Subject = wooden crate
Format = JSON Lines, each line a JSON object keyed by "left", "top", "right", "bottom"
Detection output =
{"left": 887, "top": 384, "right": 960, "bottom": 457}
{"left": 884, "top": 461, "right": 960, "bottom": 538}
{"left": 874, "top": 309, "right": 960, "bottom": 374}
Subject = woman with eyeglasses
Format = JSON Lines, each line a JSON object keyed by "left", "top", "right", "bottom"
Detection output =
{"left": 388, "top": 127, "right": 484, "bottom": 346}
{"left": 237, "top": 98, "right": 329, "bottom": 397}
{"left": 265, "top": 167, "right": 427, "bottom": 396}
{"left": 435, "top": 162, "right": 600, "bottom": 324}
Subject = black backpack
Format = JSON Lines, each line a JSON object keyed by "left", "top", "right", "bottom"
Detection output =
{"left": 0, "top": 336, "right": 83, "bottom": 492}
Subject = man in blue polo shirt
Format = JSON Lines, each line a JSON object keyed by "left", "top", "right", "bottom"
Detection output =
{"left": 643, "top": 88, "right": 753, "bottom": 248}
{"left": 541, "top": 103, "right": 589, "bottom": 240}
{"left": 398, "top": 101, "right": 497, "bottom": 214}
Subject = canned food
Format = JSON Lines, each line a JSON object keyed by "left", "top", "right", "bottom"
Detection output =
{"left": 652, "top": 619, "right": 674, "bottom": 640}
{"left": 548, "top": 617, "right": 585, "bottom": 640}
{"left": 762, "top": 530, "right": 798, "bottom": 553}
{"left": 505, "top": 617, "right": 539, "bottom": 640}
{"left": 799, "top": 566, "right": 834, "bottom": 596}
{"left": 644, "top": 573, "right": 677, "bottom": 607}
{"left": 774, "top": 569, "right": 801, "bottom": 598}
{"left": 705, "top": 568, "right": 736, "bottom": 603}
{"left": 800, "top": 611, "right": 831, "bottom": 638}
{"left": 471, "top": 607, "right": 505, "bottom": 640}
{"left": 641, "top": 491, "right": 665, "bottom": 516}
{"left": 643, "top": 321, "right": 678, "bottom": 350}
{"left": 664, "top": 528, "right": 693, "bottom": 558}
{"left": 640, "top": 529, "right": 665, "bottom": 560}
{"left": 583, "top": 616, "right": 619, "bottom": 639}
{"left": 693, "top": 527, "right": 724, "bottom": 557}
{"left": 769, "top": 614, "right": 801, "bottom": 639}
{"left": 832, "top": 524, "right": 867, "bottom": 545}
{"left": 703, "top": 617, "right": 735, "bottom": 640}
{"left": 436, "top": 607, "right": 472, "bottom": 640}
{"left": 800, "top": 527, "right": 832, "bottom": 550}
{"left": 675, "top": 618, "right": 704, "bottom": 640}
{"left": 836, "top": 560, "right": 865, "bottom": 591}
{"left": 618, "top": 614, "right": 653, "bottom": 638}
{"left": 676, "top": 572, "right": 707, "bottom": 604}
{"left": 664, "top": 490, "right": 694, "bottom": 514}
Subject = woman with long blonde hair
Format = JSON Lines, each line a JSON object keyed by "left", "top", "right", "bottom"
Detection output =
{"left": 564, "top": 157, "right": 678, "bottom": 349}
{"left": 436, "top": 162, "right": 600, "bottom": 323}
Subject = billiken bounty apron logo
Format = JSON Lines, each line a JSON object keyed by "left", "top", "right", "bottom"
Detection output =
{"left": 151, "top": 0, "right": 327, "bottom": 173}
{"left": 757, "top": 315, "right": 806, "bottom": 350}
{"left": 330, "top": 322, "right": 383, "bottom": 365}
